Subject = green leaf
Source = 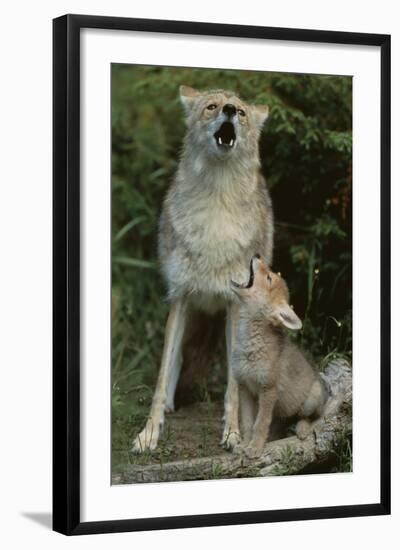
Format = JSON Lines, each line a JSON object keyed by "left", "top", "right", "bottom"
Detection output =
{"left": 114, "top": 216, "right": 147, "bottom": 242}
{"left": 113, "top": 256, "right": 156, "bottom": 269}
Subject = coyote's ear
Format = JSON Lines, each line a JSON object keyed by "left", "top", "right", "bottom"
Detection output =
{"left": 252, "top": 104, "right": 269, "bottom": 128}
{"left": 275, "top": 303, "right": 302, "bottom": 330}
{"left": 179, "top": 85, "right": 200, "bottom": 115}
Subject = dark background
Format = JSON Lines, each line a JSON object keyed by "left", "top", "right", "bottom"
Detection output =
{"left": 111, "top": 64, "right": 352, "bottom": 474}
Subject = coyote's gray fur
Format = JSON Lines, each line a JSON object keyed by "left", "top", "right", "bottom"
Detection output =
{"left": 230, "top": 256, "right": 329, "bottom": 458}
{"left": 132, "top": 86, "right": 273, "bottom": 453}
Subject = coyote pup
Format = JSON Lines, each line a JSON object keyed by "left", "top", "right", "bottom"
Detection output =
{"left": 132, "top": 86, "right": 273, "bottom": 453}
{"left": 230, "top": 256, "right": 328, "bottom": 458}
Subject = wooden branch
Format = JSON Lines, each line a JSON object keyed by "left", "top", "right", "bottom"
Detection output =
{"left": 113, "top": 359, "right": 352, "bottom": 484}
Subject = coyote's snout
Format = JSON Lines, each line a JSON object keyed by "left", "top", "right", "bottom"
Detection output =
{"left": 230, "top": 257, "right": 329, "bottom": 458}
{"left": 179, "top": 85, "right": 269, "bottom": 161}
{"left": 132, "top": 86, "right": 273, "bottom": 454}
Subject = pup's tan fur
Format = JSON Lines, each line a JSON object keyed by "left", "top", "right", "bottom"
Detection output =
{"left": 230, "top": 257, "right": 328, "bottom": 458}
{"left": 132, "top": 86, "right": 273, "bottom": 453}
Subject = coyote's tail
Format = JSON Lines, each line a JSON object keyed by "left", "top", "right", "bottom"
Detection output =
{"left": 174, "top": 309, "right": 225, "bottom": 408}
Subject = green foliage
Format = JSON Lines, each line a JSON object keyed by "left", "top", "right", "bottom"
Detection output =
{"left": 111, "top": 65, "right": 352, "bottom": 471}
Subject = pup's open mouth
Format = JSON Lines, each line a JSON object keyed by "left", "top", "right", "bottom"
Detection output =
{"left": 214, "top": 121, "right": 236, "bottom": 148}
{"left": 231, "top": 255, "right": 258, "bottom": 289}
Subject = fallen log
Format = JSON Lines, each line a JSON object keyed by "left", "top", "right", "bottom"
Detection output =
{"left": 113, "top": 359, "right": 352, "bottom": 484}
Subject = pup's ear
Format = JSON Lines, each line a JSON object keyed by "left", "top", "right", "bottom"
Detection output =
{"left": 252, "top": 104, "right": 269, "bottom": 128}
{"left": 275, "top": 303, "right": 302, "bottom": 330}
{"left": 179, "top": 85, "right": 200, "bottom": 115}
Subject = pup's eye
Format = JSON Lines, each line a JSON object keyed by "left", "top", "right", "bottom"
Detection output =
{"left": 267, "top": 275, "right": 272, "bottom": 283}
{"left": 238, "top": 109, "right": 246, "bottom": 117}
{"left": 206, "top": 104, "right": 217, "bottom": 110}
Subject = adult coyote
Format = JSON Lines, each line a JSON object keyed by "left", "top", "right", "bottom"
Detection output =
{"left": 132, "top": 85, "right": 273, "bottom": 452}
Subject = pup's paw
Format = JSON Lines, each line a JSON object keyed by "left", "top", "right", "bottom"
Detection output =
{"left": 220, "top": 429, "right": 241, "bottom": 451}
{"left": 232, "top": 443, "right": 246, "bottom": 456}
{"left": 243, "top": 444, "right": 263, "bottom": 459}
{"left": 131, "top": 422, "right": 160, "bottom": 454}
{"left": 295, "top": 419, "right": 312, "bottom": 440}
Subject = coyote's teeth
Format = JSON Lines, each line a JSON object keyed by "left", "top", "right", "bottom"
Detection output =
{"left": 218, "top": 137, "right": 222, "bottom": 145}
{"left": 229, "top": 139, "right": 234, "bottom": 147}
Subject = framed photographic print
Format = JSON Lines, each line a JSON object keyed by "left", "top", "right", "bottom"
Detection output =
{"left": 53, "top": 14, "right": 391, "bottom": 535}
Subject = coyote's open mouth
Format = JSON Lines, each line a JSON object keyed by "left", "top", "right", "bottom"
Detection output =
{"left": 214, "top": 121, "right": 236, "bottom": 148}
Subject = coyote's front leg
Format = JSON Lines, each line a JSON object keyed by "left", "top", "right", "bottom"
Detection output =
{"left": 221, "top": 303, "right": 241, "bottom": 450}
{"left": 132, "top": 299, "right": 187, "bottom": 453}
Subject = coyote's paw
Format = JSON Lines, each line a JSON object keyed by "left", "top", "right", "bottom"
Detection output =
{"left": 164, "top": 400, "right": 175, "bottom": 414}
{"left": 220, "top": 429, "right": 241, "bottom": 451}
{"left": 131, "top": 422, "right": 160, "bottom": 454}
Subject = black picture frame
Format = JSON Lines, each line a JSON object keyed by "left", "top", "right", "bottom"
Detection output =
{"left": 53, "top": 14, "right": 391, "bottom": 536}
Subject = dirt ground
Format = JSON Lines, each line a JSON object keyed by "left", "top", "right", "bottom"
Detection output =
{"left": 126, "top": 401, "right": 226, "bottom": 467}
{"left": 118, "top": 399, "right": 292, "bottom": 471}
